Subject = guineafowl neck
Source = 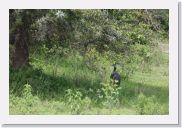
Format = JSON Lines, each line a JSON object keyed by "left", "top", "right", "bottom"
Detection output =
{"left": 114, "top": 67, "right": 116, "bottom": 71}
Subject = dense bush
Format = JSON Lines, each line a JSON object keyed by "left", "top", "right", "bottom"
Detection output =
{"left": 9, "top": 9, "right": 169, "bottom": 115}
{"left": 136, "top": 93, "right": 161, "bottom": 115}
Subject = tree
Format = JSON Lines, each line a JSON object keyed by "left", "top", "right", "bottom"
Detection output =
{"left": 9, "top": 9, "right": 48, "bottom": 68}
{"left": 9, "top": 9, "right": 168, "bottom": 69}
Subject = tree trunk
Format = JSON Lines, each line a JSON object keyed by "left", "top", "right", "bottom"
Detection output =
{"left": 12, "top": 27, "right": 29, "bottom": 68}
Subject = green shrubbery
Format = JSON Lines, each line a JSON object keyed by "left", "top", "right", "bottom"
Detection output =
{"left": 9, "top": 43, "right": 169, "bottom": 115}
{"left": 9, "top": 9, "right": 169, "bottom": 115}
{"left": 100, "top": 83, "right": 121, "bottom": 109}
{"left": 10, "top": 84, "right": 39, "bottom": 114}
{"left": 64, "top": 89, "right": 83, "bottom": 114}
{"left": 136, "top": 93, "right": 161, "bottom": 115}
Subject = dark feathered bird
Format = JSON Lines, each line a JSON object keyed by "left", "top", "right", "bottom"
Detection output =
{"left": 110, "top": 64, "right": 121, "bottom": 85}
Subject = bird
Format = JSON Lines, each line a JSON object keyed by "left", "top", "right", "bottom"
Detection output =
{"left": 110, "top": 63, "right": 121, "bottom": 86}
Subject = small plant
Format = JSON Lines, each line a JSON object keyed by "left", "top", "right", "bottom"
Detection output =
{"left": 22, "top": 84, "right": 33, "bottom": 98}
{"left": 10, "top": 84, "right": 40, "bottom": 114}
{"left": 136, "top": 93, "right": 146, "bottom": 114}
{"left": 21, "top": 84, "right": 38, "bottom": 113}
{"left": 136, "top": 93, "right": 161, "bottom": 115}
{"left": 64, "top": 89, "right": 83, "bottom": 114}
{"left": 100, "top": 83, "right": 120, "bottom": 109}
{"left": 82, "top": 96, "right": 92, "bottom": 111}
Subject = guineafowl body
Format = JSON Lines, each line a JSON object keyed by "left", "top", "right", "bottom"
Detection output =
{"left": 110, "top": 64, "right": 121, "bottom": 85}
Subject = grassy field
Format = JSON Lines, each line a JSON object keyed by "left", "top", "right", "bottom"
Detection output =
{"left": 9, "top": 43, "right": 169, "bottom": 115}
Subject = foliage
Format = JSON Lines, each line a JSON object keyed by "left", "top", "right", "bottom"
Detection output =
{"left": 9, "top": 9, "right": 169, "bottom": 115}
{"left": 136, "top": 93, "right": 161, "bottom": 115}
{"left": 64, "top": 89, "right": 83, "bottom": 114}
{"left": 100, "top": 83, "right": 121, "bottom": 109}
{"left": 9, "top": 49, "right": 168, "bottom": 114}
{"left": 9, "top": 9, "right": 168, "bottom": 68}
{"left": 10, "top": 84, "right": 39, "bottom": 114}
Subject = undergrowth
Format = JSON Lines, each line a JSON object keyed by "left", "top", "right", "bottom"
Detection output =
{"left": 9, "top": 44, "right": 168, "bottom": 115}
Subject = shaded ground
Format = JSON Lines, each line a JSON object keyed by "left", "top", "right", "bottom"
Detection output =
{"left": 9, "top": 41, "right": 169, "bottom": 115}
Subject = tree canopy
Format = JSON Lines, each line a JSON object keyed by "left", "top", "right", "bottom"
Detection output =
{"left": 9, "top": 9, "right": 168, "bottom": 77}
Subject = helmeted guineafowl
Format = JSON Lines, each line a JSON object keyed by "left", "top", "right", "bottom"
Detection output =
{"left": 110, "top": 63, "right": 121, "bottom": 85}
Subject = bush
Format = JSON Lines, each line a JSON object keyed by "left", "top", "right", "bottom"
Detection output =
{"left": 136, "top": 93, "right": 161, "bottom": 115}
{"left": 10, "top": 84, "right": 40, "bottom": 114}
{"left": 100, "top": 83, "right": 121, "bottom": 109}
{"left": 64, "top": 89, "right": 83, "bottom": 114}
{"left": 84, "top": 47, "right": 112, "bottom": 82}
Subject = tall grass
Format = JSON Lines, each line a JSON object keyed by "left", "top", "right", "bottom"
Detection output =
{"left": 9, "top": 44, "right": 168, "bottom": 115}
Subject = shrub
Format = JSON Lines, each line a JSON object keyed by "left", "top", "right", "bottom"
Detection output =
{"left": 84, "top": 47, "right": 112, "bottom": 82}
{"left": 64, "top": 89, "right": 83, "bottom": 114}
{"left": 136, "top": 93, "right": 161, "bottom": 115}
{"left": 10, "top": 84, "right": 40, "bottom": 114}
{"left": 100, "top": 83, "right": 121, "bottom": 109}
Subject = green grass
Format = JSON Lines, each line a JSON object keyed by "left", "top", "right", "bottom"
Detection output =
{"left": 9, "top": 46, "right": 169, "bottom": 115}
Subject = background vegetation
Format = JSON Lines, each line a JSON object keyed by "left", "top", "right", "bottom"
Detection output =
{"left": 9, "top": 9, "right": 169, "bottom": 115}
